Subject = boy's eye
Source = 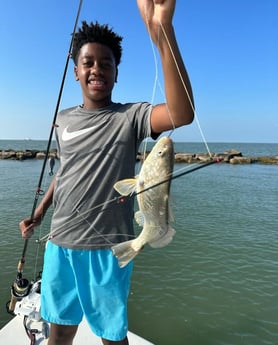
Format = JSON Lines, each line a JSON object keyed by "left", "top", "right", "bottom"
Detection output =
{"left": 83, "top": 60, "right": 93, "bottom": 67}
{"left": 81, "top": 59, "right": 114, "bottom": 70}
{"left": 101, "top": 62, "right": 113, "bottom": 69}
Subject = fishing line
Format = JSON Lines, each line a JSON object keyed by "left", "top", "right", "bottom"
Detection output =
{"left": 139, "top": 11, "right": 160, "bottom": 160}
{"left": 38, "top": 3, "right": 218, "bottom": 250}
{"left": 8, "top": 0, "right": 84, "bottom": 313}
{"left": 143, "top": 3, "right": 176, "bottom": 132}
{"left": 159, "top": 19, "right": 214, "bottom": 157}
{"left": 36, "top": 156, "right": 222, "bottom": 244}
{"left": 36, "top": 196, "right": 124, "bottom": 243}
{"left": 142, "top": 1, "right": 213, "bottom": 157}
{"left": 32, "top": 167, "right": 53, "bottom": 281}
{"left": 158, "top": 19, "right": 212, "bottom": 157}
{"left": 19, "top": 2, "right": 217, "bottom": 265}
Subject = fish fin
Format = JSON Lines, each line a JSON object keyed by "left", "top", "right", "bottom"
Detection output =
{"left": 149, "top": 226, "right": 176, "bottom": 248}
{"left": 113, "top": 179, "right": 137, "bottom": 196}
{"left": 135, "top": 211, "right": 145, "bottom": 226}
{"left": 111, "top": 239, "right": 143, "bottom": 268}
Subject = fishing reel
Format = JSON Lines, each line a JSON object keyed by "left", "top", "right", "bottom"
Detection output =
{"left": 8, "top": 277, "right": 42, "bottom": 319}
{"left": 13, "top": 279, "right": 42, "bottom": 321}
{"left": 12, "top": 276, "right": 31, "bottom": 299}
{"left": 7, "top": 275, "right": 32, "bottom": 314}
{"left": 8, "top": 278, "right": 49, "bottom": 342}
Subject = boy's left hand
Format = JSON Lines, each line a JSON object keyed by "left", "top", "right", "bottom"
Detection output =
{"left": 137, "top": 0, "right": 176, "bottom": 36}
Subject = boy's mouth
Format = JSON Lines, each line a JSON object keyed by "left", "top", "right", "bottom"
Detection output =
{"left": 89, "top": 79, "right": 105, "bottom": 85}
{"left": 88, "top": 79, "right": 106, "bottom": 90}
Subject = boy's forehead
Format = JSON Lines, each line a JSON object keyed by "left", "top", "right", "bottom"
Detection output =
{"left": 79, "top": 42, "right": 114, "bottom": 59}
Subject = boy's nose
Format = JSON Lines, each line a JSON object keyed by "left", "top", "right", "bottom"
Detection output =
{"left": 90, "top": 62, "right": 101, "bottom": 75}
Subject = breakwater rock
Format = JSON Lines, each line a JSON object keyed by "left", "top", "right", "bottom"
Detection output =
{"left": 138, "top": 149, "right": 278, "bottom": 165}
{"left": 1, "top": 148, "right": 278, "bottom": 165}
{"left": 0, "top": 149, "right": 57, "bottom": 160}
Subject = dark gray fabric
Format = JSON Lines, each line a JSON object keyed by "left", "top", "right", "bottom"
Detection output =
{"left": 49, "top": 102, "right": 153, "bottom": 249}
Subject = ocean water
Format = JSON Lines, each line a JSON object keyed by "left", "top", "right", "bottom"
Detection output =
{"left": 0, "top": 140, "right": 278, "bottom": 345}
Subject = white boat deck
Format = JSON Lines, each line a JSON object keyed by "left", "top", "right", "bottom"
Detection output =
{"left": 0, "top": 316, "right": 154, "bottom": 345}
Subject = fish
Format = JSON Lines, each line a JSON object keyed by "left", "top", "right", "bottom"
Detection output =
{"left": 112, "top": 136, "right": 176, "bottom": 268}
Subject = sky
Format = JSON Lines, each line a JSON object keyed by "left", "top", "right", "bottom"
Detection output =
{"left": 0, "top": 0, "right": 277, "bottom": 143}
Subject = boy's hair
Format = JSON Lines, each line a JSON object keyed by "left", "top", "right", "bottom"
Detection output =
{"left": 71, "top": 20, "right": 123, "bottom": 66}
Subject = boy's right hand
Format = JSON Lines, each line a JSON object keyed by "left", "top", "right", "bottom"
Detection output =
{"left": 19, "top": 217, "right": 41, "bottom": 239}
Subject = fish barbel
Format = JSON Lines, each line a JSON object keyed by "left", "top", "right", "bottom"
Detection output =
{"left": 112, "top": 136, "right": 176, "bottom": 268}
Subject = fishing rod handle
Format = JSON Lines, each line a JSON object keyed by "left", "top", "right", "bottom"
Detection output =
{"left": 8, "top": 294, "right": 17, "bottom": 313}
{"left": 17, "top": 260, "right": 25, "bottom": 272}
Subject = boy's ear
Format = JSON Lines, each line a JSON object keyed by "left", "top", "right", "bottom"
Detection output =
{"left": 74, "top": 66, "right": 79, "bottom": 81}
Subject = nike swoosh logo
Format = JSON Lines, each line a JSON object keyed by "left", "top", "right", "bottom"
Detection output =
{"left": 62, "top": 125, "right": 97, "bottom": 141}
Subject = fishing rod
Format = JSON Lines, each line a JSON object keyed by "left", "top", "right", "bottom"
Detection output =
{"left": 8, "top": 0, "right": 83, "bottom": 313}
{"left": 132, "top": 157, "right": 223, "bottom": 198}
{"left": 74, "top": 158, "right": 224, "bottom": 226}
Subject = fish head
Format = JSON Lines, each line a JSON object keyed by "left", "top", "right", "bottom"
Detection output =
{"left": 113, "top": 136, "right": 174, "bottom": 197}
{"left": 140, "top": 136, "right": 174, "bottom": 184}
{"left": 152, "top": 136, "right": 173, "bottom": 160}
{"left": 147, "top": 136, "right": 174, "bottom": 166}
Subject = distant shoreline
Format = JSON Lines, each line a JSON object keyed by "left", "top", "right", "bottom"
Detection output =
{"left": 1, "top": 148, "right": 278, "bottom": 165}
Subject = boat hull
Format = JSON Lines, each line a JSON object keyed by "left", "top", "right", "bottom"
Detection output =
{"left": 0, "top": 316, "right": 154, "bottom": 345}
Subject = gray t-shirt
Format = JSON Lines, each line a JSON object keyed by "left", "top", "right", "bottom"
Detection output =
{"left": 49, "top": 102, "right": 153, "bottom": 249}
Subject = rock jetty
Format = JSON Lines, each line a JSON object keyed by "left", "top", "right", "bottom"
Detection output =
{"left": 1, "top": 148, "right": 278, "bottom": 165}
{"left": 139, "top": 149, "right": 278, "bottom": 165}
{"left": 0, "top": 149, "right": 57, "bottom": 160}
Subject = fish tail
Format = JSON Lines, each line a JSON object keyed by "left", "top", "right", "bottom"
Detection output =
{"left": 111, "top": 239, "right": 142, "bottom": 268}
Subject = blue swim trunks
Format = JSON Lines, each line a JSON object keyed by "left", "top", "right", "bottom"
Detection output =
{"left": 41, "top": 241, "right": 133, "bottom": 341}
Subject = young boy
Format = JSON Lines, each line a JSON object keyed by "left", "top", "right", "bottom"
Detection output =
{"left": 20, "top": 1, "right": 194, "bottom": 344}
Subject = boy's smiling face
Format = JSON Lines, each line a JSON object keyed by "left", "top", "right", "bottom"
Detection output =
{"left": 74, "top": 42, "right": 118, "bottom": 110}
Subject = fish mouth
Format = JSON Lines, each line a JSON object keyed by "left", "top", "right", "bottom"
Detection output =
{"left": 161, "top": 136, "right": 172, "bottom": 144}
{"left": 151, "top": 136, "right": 174, "bottom": 165}
{"left": 159, "top": 136, "right": 174, "bottom": 152}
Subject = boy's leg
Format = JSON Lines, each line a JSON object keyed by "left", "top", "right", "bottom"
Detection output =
{"left": 48, "top": 323, "right": 78, "bottom": 345}
{"left": 77, "top": 250, "right": 133, "bottom": 341}
{"left": 101, "top": 336, "right": 129, "bottom": 345}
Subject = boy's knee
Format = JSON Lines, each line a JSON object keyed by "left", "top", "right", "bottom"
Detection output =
{"left": 49, "top": 324, "right": 78, "bottom": 345}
